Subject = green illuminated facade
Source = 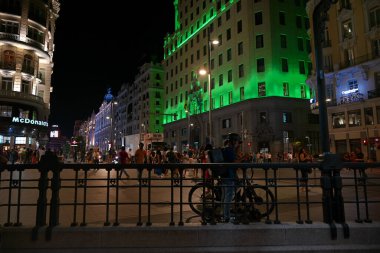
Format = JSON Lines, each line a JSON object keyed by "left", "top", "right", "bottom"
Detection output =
{"left": 163, "top": 0, "right": 320, "bottom": 154}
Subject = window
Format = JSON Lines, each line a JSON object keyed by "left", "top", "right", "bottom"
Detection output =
{"left": 219, "top": 74, "right": 223, "bottom": 86}
{"left": 218, "top": 54, "right": 223, "bottom": 66}
{"left": 257, "top": 58, "right": 265, "bottom": 72}
{"left": 227, "top": 48, "right": 232, "bottom": 61}
{"left": 0, "top": 105, "right": 12, "bottom": 117}
{"left": 258, "top": 82, "right": 266, "bottom": 96}
{"left": 306, "top": 39, "right": 311, "bottom": 53}
{"left": 280, "top": 34, "right": 287, "bottom": 48}
{"left": 226, "top": 28, "right": 231, "bottom": 40}
{"left": 226, "top": 9, "right": 230, "bottom": 20}
{"left": 279, "top": 12, "right": 286, "bottom": 25}
{"left": 228, "top": 70, "right": 232, "bottom": 82}
{"left": 299, "top": 61, "right": 305, "bottom": 74}
{"left": 348, "top": 79, "right": 358, "bottom": 90}
{"left": 27, "top": 26, "right": 44, "bottom": 43}
{"left": 281, "top": 58, "right": 288, "bottom": 72}
{"left": 222, "top": 118, "right": 232, "bottom": 128}
{"left": 296, "top": 15, "right": 302, "bottom": 28}
{"left": 240, "top": 87, "right": 244, "bottom": 100}
{"left": 238, "top": 42, "right": 243, "bottom": 55}
{"left": 21, "top": 80, "right": 30, "bottom": 93}
{"left": 282, "top": 112, "right": 292, "bottom": 123}
{"left": 297, "top": 38, "right": 304, "bottom": 51}
{"left": 0, "top": 20, "right": 19, "bottom": 34}
{"left": 238, "top": 64, "right": 244, "bottom": 78}
{"left": 220, "top": 95, "right": 224, "bottom": 107}
{"left": 228, "top": 91, "right": 233, "bottom": 104}
{"left": 15, "top": 137, "right": 26, "bottom": 145}
{"left": 365, "top": 107, "right": 374, "bottom": 125}
{"left": 237, "top": 20, "right": 242, "bottom": 33}
{"left": 369, "top": 6, "right": 380, "bottom": 29}
{"left": 348, "top": 109, "right": 361, "bottom": 127}
{"left": 3, "top": 50, "right": 15, "bottom": 70}
{"left": 255, "top": 12, "right": 263, "bottom": 25}
{"left": 300, "top": 85, "right": 306, "bottom": 98}
{"left": 213, "top": 32, "right": 220, "bottom": 44}
{"left": 1, "top": 77, "right": 13, "bottom": 91}
{"left": 332, "top": 112, "right": 346, "bottom": 128}
{"left": 283, "top": 82, "right": 289, "bottom": 96}
{"left": 256, "top": 34, "right": 264, "bottom": 48}
{"left": 342, "top": 19, "right": 353, "bottom": 40}
{"left": 374, "top": 39, "right": 380, "bottom": 57}
{"left": 236, "top": 1, "right": 241, "bottom": 12}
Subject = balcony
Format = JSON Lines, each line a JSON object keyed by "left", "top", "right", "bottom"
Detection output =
{"left": 0, "top": 90, "right": 45, "bottom": 106}
{"left": 0, "top": 32, "right": 20, "bottom": 41}
{"left": 368, "top": 88, "right": 380, "bottom": 99}
{"left": 341, "top": 53, "right": 379, "bottom": 69}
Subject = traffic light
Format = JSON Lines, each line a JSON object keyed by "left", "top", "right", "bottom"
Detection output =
{"left": 362, "top": 139, "right": 368, "bottom": 145}
{"left": 247, "top": 142, "right": 251, "bottom": 147}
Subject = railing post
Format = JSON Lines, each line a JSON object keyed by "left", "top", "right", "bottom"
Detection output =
{"left": 32, "top": 165, "right": 49, "bottom": 240}
{"left": 321, "top": 153, "right": 349, "bottom": 239}
{"left": 46, "top": 161, "right": 61, "bottom": 241}
{"left": 49, "top": 165, "right": 62, "bottom": 227}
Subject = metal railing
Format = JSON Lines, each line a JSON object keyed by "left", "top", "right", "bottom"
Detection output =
{"left": 1, "top": 157, "right": 379, "bottom": 240}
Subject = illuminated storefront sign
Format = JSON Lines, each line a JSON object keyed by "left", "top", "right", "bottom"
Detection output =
{"left": 12, "top": 117, "right": 48, "bottom": 127}
{"left": 341, "top": 88, "right": 358, "bottom": 95}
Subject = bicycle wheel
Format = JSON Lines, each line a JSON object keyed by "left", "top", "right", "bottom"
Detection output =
{"left": 244, "top": 185, "right": 275, "bottom": 219}
{"left": 188, "top": 183, "right": 216, "bottom": 216}
{"left": 253, "top": 185, "right": 275, "bottom": 218}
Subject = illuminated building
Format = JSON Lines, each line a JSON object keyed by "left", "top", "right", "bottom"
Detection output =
{"left": 163, "top": 0, "right": 319, "bottom": 154}
{"left": 119, "top": 62, "right": 165, "bottom": 151}
{"left": 307, "top": 0, "right": 380, "bottom": 160}
{"left": 94, "top": 89, "right": 115, "bottom": 154}
{"left": 0, "top": 0, "right": 60, "bottom": 151}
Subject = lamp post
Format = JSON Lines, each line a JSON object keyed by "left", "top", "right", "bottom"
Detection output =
{"left": 186, "top": 109, "right": 190, "bottom": 149}
{"left": 199, "top": 27, "right": 219, "bottom": 144}
{"left": 106, "top": 100, "right": 117, "bottom": 151}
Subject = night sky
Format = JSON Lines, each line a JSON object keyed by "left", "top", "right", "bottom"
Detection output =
{"left": 50, "top": 1, "right": 175, "bottom": 137}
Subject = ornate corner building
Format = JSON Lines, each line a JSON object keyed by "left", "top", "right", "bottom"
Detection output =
{"left": 307, "top": 0, "right": 380, "bottom": 161}
{"left": 0, "top": 0, "right": 59, "bottom": 152}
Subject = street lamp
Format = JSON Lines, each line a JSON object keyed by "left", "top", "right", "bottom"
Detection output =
{"left": 108, "top": 101, "right": 117, "bottom": 151}
{"left": 305, "top": 136, "right": 312, "bottom": 155}
{"left": 199, "top": 27, "right": 219, "bottom": 144}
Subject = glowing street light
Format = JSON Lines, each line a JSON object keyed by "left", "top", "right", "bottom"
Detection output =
{"left": 199, "top": 28, "right": 219, "bottom": 144}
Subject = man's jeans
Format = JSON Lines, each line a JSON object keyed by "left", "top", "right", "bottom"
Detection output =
{"left": 221, "top": 178, "right": 235, "bottom": 220}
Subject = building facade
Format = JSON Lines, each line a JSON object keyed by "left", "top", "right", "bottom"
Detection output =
{"left": 307, "top": 0, "right": 380, "bottom": 161}
{"left": 0, "top": 0, "right": 60, "bottom": 152}
{"left": 163, "top": 0, "right": 319, "bottom": 155}
{"left": 118, "top": 62, "right": 165, "bottom": 152}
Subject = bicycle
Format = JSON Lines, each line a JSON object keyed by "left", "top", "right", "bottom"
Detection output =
{"left": 188, "top": 171, "right": 275, "bottom": 222}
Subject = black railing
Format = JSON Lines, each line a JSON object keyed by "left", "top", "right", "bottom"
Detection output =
{"left": 1, "top": 159, "right": 379, "bottom": 239}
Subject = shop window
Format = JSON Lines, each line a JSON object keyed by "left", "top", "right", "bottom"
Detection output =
{"left": 348, "top": 109, "right": 361, "bottom": 127}
{"left": 365, "top": 107, "right": 374, "bottom": 125}
{"left": 332, "top": 112, "right": 346, "bottom": 128}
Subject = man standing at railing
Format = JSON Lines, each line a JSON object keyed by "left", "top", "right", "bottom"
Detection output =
{"left": 220, "top": 133, "right": 242, "bottom": 223}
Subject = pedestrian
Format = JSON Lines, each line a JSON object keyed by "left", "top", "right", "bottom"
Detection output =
{"left": 298, "top": 147, "right": 312, "bottom": 192}
{"left": 353, "top": 147, "right": 366, "bottom": 181}
{"left": 220, "top": 133, "right": 242, "bottom": 223}
{"left": 118, "top": 146, "right": 130, "bottom": 179}
{"left": 134, "top": 143, "right": 147, "bottom": 179}
{"left": 0, "top": 149, "right": 8, "bottom": 166}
